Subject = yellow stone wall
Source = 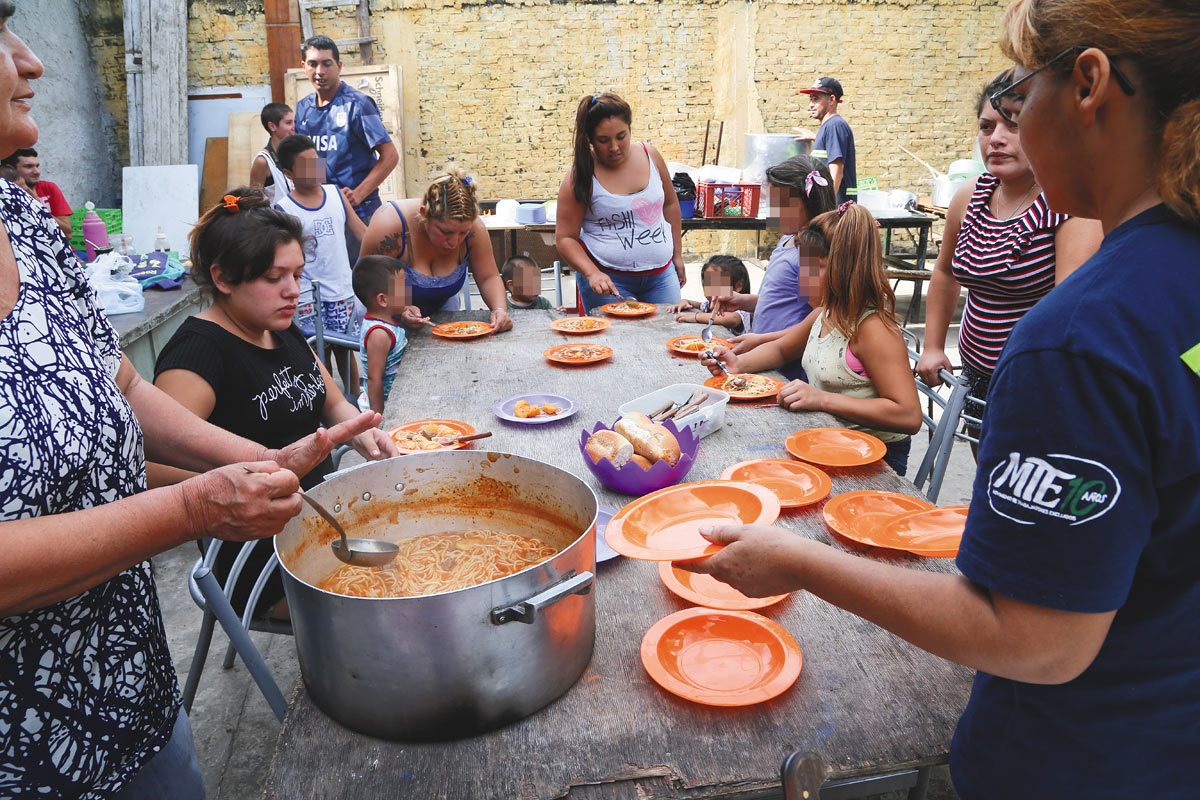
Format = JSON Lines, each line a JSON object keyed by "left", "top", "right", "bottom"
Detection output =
{"left": 175, "top": 0, "right": 1010, "bottom": 206}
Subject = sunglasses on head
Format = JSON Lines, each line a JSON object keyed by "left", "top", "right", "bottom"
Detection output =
{"left": 989, "top": 45, "right": 1137, "bottom": 124}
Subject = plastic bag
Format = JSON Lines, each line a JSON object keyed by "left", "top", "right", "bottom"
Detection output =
{"left": 672, "top": 172, "right": 697, "bottom": 202}
{"left": 86, "top": 253, "right": 145, "bottom": 315}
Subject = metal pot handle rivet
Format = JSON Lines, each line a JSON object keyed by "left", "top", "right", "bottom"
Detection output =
{"left": 490, "top": 571, "right": 595, "bottom": 625}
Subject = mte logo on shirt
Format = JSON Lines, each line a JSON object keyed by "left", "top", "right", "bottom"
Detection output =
{"left": 987, "top": 452, "right": 1121, "bottom": 526}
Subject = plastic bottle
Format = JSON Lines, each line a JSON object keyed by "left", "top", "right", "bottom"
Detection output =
{"left": 81, "top": 202, "right": 109, "bottom": 262}
{"left": 152, "top": 226, "right": 169, "bottom": 253}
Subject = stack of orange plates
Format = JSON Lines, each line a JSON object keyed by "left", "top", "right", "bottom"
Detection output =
{"left": 658, "top": 562, "right": 789, "bottom": 611}
{"left": 640, "top": 607, "right": 803, "bottom": 706}
{"left": 822, "top": 491, "right": 965, "bottom": 557}
{"left": 718, "top": 459, "right": 832, "bottom": 508}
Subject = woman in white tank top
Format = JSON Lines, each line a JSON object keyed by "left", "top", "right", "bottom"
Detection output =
{"left": 555, "top": 93, "right": 685, "bottom": 310}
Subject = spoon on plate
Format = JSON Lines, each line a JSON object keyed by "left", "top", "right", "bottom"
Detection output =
{"left": 432, "top": 431, "right": 493, "bottom": 446}
{"left": 241, "top": 466, "right": 398, "bottom": 567}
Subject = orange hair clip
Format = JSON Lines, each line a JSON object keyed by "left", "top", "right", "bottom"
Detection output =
{"left": 222, "top": 195, "right": 240, "bottom": 211}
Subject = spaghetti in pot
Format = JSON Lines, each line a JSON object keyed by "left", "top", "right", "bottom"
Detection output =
{"left": 318, "top": 529, "right": 561, "bottom": 598}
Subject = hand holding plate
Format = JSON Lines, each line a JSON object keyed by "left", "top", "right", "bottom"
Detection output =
{"left": 676, "top": 524, "right": 809, "bottom": 597}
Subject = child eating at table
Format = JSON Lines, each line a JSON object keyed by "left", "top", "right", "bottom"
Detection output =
{"left": 353, "top": 255, "right": 410, "bottom": 413}
{"left": 668, "top": 254, "right": 752, "bottom": 333}
{"left": 702, "top": 203, "right": 921, "bottom": 473}
{"left": 274, "top": 133, "right": 367, "bottom": 387}
{"left": 502, "top": 255, "right": 553, "bottom": 310}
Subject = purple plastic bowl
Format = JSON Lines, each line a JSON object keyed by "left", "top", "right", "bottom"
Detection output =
{"left": 577, "top": 417, "right": 698, "bottom": 495}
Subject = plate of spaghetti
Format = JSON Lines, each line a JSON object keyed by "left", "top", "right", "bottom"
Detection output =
{"left": 666, "top": 335, "right": 731, "bottom": 356}
{"left": 550, "top": 317, "right": 611, "bottom": 335}
{"left": 601, "top": 300, "right": 656, "bottom": 317}
{"left": 432, "top": 320, "right": 495, "bottom": 339}
{"left": 703, "top": 373, "right": 784, "bottom": 401}
{"left": 388, "top": 419, "right": 476, "bottom": 453}
{"left": 544, "top": 343, "right": 613, "bottom": 366}
{"left": 317, "top": 529, "right": 561, "bottom": 598}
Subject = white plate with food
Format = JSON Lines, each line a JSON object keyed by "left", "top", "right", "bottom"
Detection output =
{"left": 493, "top": 393, "right": 580, "bottom": 425}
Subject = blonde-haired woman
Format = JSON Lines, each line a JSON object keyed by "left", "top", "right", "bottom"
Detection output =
{"left": 682, "top": 0, "right": 1200, "bottom": 796}
{"left": 359, "top": 167, "right": 513, "bottom": 331}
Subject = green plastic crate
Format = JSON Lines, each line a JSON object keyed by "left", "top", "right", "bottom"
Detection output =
{"left": 68, "top": 207, "right": 122, "bottom": 252}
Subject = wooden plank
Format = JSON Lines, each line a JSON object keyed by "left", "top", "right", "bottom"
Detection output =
{"left": 357, "top": 0, "right": 375, "bottom": 65}
{"left": 265, "top": 0, "right": 302, "bottom": 104}
{"left": 264, "top": 309, "right": 973, "bottom": 800}
{"left": 225, "top": 112, "right": 263, "bottom": 191}
{"left": 136, "top": 0, "right": 188, "bottom": 166}
{"left": 284, "top": 64, "right": 405, "bottom": 201}
{"left": 199, "top": 136, "right": 229, "bottom": 214}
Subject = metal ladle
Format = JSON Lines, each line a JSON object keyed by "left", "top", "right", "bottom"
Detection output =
{"left": 241, "top": 466, "right": 398, "bottom": 567}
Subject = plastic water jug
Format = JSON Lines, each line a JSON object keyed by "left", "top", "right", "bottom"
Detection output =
{"left": 81, "top": 202, "right": 109, "bottom": 261}
{"left": 152, "top": 226, "right": 169, "bottom": 253}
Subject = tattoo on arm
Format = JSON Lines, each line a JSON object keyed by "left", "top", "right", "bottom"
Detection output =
{"left": 376, "top": 233, "right": 400, "bottom": 257}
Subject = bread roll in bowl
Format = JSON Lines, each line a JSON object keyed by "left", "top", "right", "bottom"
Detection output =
{"left": 614, "top": 412, "right": 681, "bottom": 467}
{"left": 629, "top": 454, "right": 653, "bottom": 471}
{"left": 585, "top": 429, "right": 634, "bottom": 468}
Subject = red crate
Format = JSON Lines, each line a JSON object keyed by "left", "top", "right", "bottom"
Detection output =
{"left": 697, "top": 182, "right": 761, "bottom": 219}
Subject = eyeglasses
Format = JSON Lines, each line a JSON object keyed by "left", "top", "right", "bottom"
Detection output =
{"left": 989, "top": 45, "right": 1137, "bottom": 123}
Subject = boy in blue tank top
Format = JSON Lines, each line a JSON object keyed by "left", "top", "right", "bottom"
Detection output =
{"left": 353, "top": 255, "right": 409, "bottom": 413}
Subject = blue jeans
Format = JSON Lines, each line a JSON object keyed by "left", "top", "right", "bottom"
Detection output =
{"left": 577, "top": 267, "right": 682, "bottom": 311}
{"left": 111, "top": 709, "right": 206, "bottom": 800}
{"left": 883, "top": 436, "right": 912, "bottom": 476}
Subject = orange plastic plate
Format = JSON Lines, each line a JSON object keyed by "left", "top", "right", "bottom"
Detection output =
{"left": 666, "top": 335, "right": 731, "bottom": 357}
{"left": 550, "top": 317, "right": 612, "bottom": 335}
{"left": 601, "top": 301, "right": 656, "bottom": 317}
{"left": 821, "top": 490, "right": 934, "bottom": 550}
{"left": 874, "top": 505, "right": 969, "bottom": 557}
{"left": 604, "top": 480, "right": 781, "bottom": 561}
{"left": 658, "top": 561, "right": 789, "bottom": 611}
{"left": 719, "top": 459, "right": 832, "bottom": 508}
{"left": 703, "top": 374, "right": 784, "bottom": 402}
{"left": 640, "top": 607, "right": 803, "bottom": 706}
{"left": 785, "top": 427, "right": 887, "bottom": 467}
{"left": 387, "top": 419, "right": 476, "bottom": 454}
{"left": 431, "top": 321, "right": 495, "bottom": 339}
{"left": 544, "top": 343, "right": 614, "bottom": 365}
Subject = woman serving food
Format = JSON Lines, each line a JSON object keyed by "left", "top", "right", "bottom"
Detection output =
{"left": 359, "top": 167, "right": 513, "bottom": 332}
{"left": 555, "top": 92, "right": 685, "bottom": 311}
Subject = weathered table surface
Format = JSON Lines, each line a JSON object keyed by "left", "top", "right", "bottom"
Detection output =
{"left": 264, "top": 308, "right": 972, "bottom": 800}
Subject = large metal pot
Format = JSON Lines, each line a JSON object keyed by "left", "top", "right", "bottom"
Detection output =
{"left": 274, "top": 450, "right": 598, "bottom": 741}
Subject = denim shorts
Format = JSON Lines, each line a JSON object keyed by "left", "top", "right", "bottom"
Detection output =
{"left": 882, "top": 436, "right": 912, "bottom": 476}
{"left": 577, "top": 266, "right": 682, "bottom": 311}
{"left": 295, "top": 297, "right": 357, "bottom": 338}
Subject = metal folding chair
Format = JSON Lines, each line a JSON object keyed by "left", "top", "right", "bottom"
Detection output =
{"left": 305, "top": 280, "right": 360, "bottom": 404}
{"left": 907, "top": 347, "right": 968, "bottom": 503}
{"left": 181, "top": 539, "right": 291, "bottom": 721}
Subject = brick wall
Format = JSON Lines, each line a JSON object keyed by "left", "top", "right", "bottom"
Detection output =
{"left": 112, "top": 0, "right": 1010, "bottom": 230}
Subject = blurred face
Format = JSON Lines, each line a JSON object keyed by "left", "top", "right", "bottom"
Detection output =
{"left": 271, "top": 111, "right": 295, "bottom": 139}
{"left": 302, "top": 48, "right": 341, "bottom": 96}
{"left": 421, "top": 213, "right": 473, "bottom": 253}
{"left": 215, "top": 240, "right": 304, "bottom": 332}
{"left": 806, "top": 92, "right": 836, "bottom": 121}
{"left": 14, "top": 153, "right": 36, "bottom": 184}
{"left": 768, "top": 184, "right": 811, "bottom": 234}
{"left": 508, "top": 263, "right": 541, "bottom": 301}
{"left": 701, "top": 266, "right": 736, "bottom": 298}
{"left": 288, "top": 148, "right": 325, "bottom": 189}
{"left": 590, "top": 117, "right": 631, "bottom": 168}
{"left": 977, "top": 103, "right": 1031, "bottom": 183}
{"left": 0, "top": 14, "right": 44, "bottom": 156}
{"left": 382, "top": 272, "right": 409, "bottom": 314}
{"left": 797, "top": 243, "right": 827, "bottom": 304}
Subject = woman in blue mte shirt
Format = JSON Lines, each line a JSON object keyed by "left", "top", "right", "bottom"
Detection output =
{"left": 678, "top": 1, "right": 1200, "bottom": 797}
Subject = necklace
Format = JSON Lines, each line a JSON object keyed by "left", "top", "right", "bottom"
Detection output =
{"left": 994, "top": 181, "right": 1038, "bottom": 220}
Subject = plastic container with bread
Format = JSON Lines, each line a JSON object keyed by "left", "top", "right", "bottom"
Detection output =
{"left": 613, "top": 413, "right": 682, "bottom": 467}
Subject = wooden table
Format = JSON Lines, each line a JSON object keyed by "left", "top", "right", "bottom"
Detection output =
{"left": 264, "top": 309, "right": 972, "bottom": 800}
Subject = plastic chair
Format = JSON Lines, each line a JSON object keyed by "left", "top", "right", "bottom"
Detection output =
{"left": 180, "top": 538, "right": 292, "bottom": 720}
{"left": 907, "top": 347, "right": 968, "bottom": 503}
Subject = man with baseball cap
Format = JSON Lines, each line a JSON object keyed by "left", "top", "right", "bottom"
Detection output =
{"left": 795, "top": 77, "right": 857, "bottom": 204}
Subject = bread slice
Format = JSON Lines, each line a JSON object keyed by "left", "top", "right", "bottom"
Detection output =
{"left": 585, "top": 430, "right": 634, "bottom": 468}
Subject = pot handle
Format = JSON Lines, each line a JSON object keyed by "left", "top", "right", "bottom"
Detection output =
{"left": 490, "top": 570, "right": 594, "bottom": 625}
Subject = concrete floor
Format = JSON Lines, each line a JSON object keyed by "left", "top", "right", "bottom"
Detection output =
{"left": 152, "top": 259, "right": 973, "bottom": 799}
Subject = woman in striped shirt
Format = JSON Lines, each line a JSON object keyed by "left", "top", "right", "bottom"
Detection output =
{"left": 917, "top": 69, "right": 1101, "bottom": 453}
